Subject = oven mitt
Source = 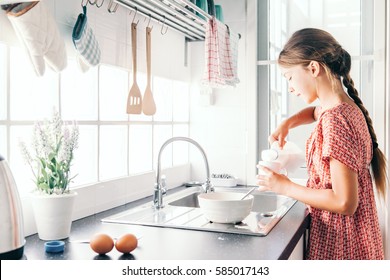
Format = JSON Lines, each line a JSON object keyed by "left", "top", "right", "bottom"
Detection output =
{"left": 72, "top": 5, "right": 101, "bottom": 70}
{"left": 6, "top": 1, "right": 67, "bottom": 77}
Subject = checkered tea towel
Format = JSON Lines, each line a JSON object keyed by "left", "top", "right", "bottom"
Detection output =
{"left": 202, "top": 17, "right": 239, "bottom": 88}
{"left": 72, "top": 5, "right": 100, "bottom": 68}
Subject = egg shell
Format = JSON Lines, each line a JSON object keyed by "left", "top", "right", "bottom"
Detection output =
{"left": 115, "top": 233, "right": 138, "bottom": 254}
{"left": 90, "top": 233, "right": 114, "bottom": 255}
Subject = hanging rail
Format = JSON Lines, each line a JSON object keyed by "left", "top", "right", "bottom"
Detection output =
{"left": 114, "top": 0, "right": 217, "bottom": 41}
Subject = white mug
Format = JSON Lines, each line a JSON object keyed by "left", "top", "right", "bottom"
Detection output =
{"left": 257, "top": 161, "right": 287, "bottom": 176}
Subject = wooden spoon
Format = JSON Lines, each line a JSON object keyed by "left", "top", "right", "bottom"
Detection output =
{"left": 142, "top": 26, "right": 156, "bottom": 115}
{"left": 126, "top": 23, "right": 142, "bottom": 114}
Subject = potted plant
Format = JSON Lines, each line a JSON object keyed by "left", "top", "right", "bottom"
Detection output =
{"left": 19, "top": 109, "right": 79, "bottom": 240}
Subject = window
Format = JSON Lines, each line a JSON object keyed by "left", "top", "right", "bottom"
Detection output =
{"left": 253, "top": 0, "right": 383, "bottom": 178}
{"left": 258, "top": 0, "right": 379, "bottom": 168}
{"left": 0, "top": 45, "right": 190, "bottom": 196}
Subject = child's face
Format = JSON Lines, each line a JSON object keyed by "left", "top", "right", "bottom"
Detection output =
{"left": 280, "top": 64, "right": 317, "bottom": 104}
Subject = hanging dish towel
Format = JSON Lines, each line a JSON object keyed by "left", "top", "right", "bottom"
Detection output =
{"left": 72, "top": 5, "right": 101, "bottom": 71}
{"left": 202, "top": 17, "right": 239, "bottom": 88}
{"left": 225, "top": 26, "right": 240, "bottom": 86}
{"left": 5, "top": 1, "right": 67, "bottom": 77}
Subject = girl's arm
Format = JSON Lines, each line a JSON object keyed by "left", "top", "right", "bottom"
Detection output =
{"left": 258, "top": 157, "right": 359, "bottom": 215}
{"left": 269, "top": 106, "right": 319, "bottom": 148}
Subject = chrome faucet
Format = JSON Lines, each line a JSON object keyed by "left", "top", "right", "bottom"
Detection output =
{"left": 153, "top": 137, "right": 213, "bottom": 209}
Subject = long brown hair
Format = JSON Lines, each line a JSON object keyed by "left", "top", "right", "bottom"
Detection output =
{"left": 278, "top": 28, "right": 387, "bottom": 198}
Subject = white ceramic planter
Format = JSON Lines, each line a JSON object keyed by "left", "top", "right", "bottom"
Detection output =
{"left": 31, "top": 191, "right": 77, "bottom": 240}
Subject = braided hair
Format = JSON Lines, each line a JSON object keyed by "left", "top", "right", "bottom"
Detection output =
{"left": 278, "top": 28, "right": 387, "bottom": 198}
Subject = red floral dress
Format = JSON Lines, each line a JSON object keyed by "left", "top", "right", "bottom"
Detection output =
{"left": 305, "top": 102, "right": 384, "bottom": 259}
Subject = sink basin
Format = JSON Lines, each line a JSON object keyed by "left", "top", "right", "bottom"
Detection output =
{"left": 169, "top": 190, "right": 292, "bottom": 214}
{"left": 101, "top": 186, "right": 296, "bottom": 236}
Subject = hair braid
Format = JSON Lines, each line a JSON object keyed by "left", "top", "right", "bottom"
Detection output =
{"left": 342, "top": 74, "right": 387, "bottom": 198}
{"left": 342, "top": 74, "right": 376, "bottom": 142}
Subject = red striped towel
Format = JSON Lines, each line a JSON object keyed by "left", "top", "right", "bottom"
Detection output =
{"left": 202, "top": 17, "right": 240, "bottom": 88}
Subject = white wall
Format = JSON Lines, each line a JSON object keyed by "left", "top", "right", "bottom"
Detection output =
{"left": 189, "top": 0, "right": 252, "bottom": 185}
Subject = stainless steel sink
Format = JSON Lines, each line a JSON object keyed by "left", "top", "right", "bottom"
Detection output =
{"left": 102, "top": 186, "right": 296, "bottom": 236}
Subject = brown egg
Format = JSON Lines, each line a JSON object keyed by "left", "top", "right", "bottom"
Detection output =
{"left": 115, "top": 233, "right": 138, "bottom": 254}
{"left": 90, "top": 233, "right": 114, "bottom": 255}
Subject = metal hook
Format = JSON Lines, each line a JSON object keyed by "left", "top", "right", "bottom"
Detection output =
{"left": 108, "top": 0, "right": 118, "bottom": 13}
{"left": 81, "top": 0, "right": 88, "bottom": 7}
{"left": 95, "top": 0, "right": 104, "bottom": 8}
{"left": 160, "top": 16, "right": 168, "bottom": 35}
{"left": 88, "top": 0, "right": 96, "bottom": 4}
{"left": 130, "top": 7, "right": 139, "bottom": 25}
{"left": 144, "top": 14, "right": 153, "bottom": 30}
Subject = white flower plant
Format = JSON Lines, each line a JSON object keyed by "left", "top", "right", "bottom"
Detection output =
{"left": 19, "top": 109, "right": 79, "bottom": 195}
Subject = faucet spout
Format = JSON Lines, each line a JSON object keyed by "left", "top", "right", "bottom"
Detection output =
{"left": 154, "top": 137, "right": 213, "bottom": 209}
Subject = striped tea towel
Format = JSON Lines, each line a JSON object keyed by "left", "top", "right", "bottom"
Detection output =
{"left": 225, "top": 25, "right": 240, "bottom": 86}
{"left": 202, "top": 17, "right": 239, "bottom": 88}
{"left": 72, "top": 5, "right": 100, "bottom": 69}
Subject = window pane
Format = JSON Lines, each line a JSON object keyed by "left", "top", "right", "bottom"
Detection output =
{"left": 0, "top": 43, "right": 6, "bottom": 120}
{"left": 173, "top": 124, "right": 189, "bottom": 165}
{"left": 129, "top": 72, "right": 152, "bottom": 121}
{"left": 153, "top": 77, "right": 173, "bottom": 122}
{"left": 99, "top": 125, "right": 128, "bottom": 180}
{"left": 269, "top": 0, "right": 364, "bottom": 150}
{"left": 0, "top": 126, "right": 6, "bottom": 158}
{"left": 99, "top": 64, "right": 129, "bottom": 121}
{"left": 129, "top": 125, "right": 152, "bottom": 174}
{"left": 154, "top": 125, "right": 172, "bottom": 169}
{"left": 9, "top": 47, "right": 58, "bottom": 120}
{"left": 61, "top": 60, "right": 98, "bottom": 120}
{"left": 173, "top": 81, "right": 189, "bottom": 122}
{"left": 71, "top": 125, "right": 98, "bottom": 186}
{"left": 10, "top": 125, "right": 36, "bottom": 195}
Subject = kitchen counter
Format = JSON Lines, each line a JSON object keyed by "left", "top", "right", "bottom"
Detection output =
{"left": 22, "top": 187, "right": 310, "bottom": 260}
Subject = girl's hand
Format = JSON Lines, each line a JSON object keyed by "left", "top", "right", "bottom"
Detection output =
{"left": 256, "top": 165, "right": 291, "bottom": 195}
{"left": 268, "top": 120, "right": 289, "bottom": 148}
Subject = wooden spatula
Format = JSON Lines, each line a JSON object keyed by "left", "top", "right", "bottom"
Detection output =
{"left": 127, "top": 23, "right": 142, "bottom": 114}
{"left": 142, "top": 27, "right": 156, "bottom": 115}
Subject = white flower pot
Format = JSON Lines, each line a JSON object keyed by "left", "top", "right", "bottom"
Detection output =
{"left": 31, "top": 191, "right": 77, "bottom": 240}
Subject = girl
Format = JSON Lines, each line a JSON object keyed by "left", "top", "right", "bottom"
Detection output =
{"left": 257, "top": 28, "right": 386, "bottom": 259}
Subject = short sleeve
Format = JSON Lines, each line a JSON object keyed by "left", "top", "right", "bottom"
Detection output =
{"left": 321, "top": 111, "right": 359, "bottom": 172}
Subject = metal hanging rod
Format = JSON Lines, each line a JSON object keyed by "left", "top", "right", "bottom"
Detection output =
{"left": 114, "top": 0, "right": 215, "bottom": 41}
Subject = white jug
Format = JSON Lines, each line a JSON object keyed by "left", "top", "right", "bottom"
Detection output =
{"left": 260, "top": 141, "right": 305, "bottom": 174}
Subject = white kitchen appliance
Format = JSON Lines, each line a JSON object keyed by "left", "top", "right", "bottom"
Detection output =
{"left": 0, "top": 154, "right": 25, "bottom": 260}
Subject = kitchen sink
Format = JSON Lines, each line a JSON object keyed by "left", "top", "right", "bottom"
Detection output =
{"left": 101, "top": 186, "right": 296, "bottom": 236}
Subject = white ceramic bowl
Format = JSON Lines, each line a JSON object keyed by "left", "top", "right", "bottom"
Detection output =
{"left": 198, "top": 192, "right": 254, "bottom": 224}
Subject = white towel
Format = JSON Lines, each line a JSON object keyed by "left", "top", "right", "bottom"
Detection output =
{"left": 6, "top": 1, "right": 67, "bottom": 76}
{"left": 202, "top": 17, "right": 239, "bottom": 88}
{"left": 225, "top": 26, "right": 240, "bottom": 86}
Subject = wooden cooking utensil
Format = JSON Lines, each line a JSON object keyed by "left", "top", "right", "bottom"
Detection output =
{"left": 126, "top": 23, "right": 142, "bottom": 114}
{"left": 142, "top": 26, "right": 156, "bottom": 115}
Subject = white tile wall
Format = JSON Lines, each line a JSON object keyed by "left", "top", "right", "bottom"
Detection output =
{"left": 189, "top": 0, "right": 252, "bottom": 185}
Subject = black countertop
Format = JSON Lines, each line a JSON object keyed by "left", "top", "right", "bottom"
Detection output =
{"left": 22, "top": 189, "right": 310, "bottom": 260}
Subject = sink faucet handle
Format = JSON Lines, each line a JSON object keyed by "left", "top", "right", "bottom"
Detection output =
{"left": 160, "top": 175, "right": 167, "bottom": 197}
{"left": 203, "top": 179, "right": 214, "bottom": 193}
